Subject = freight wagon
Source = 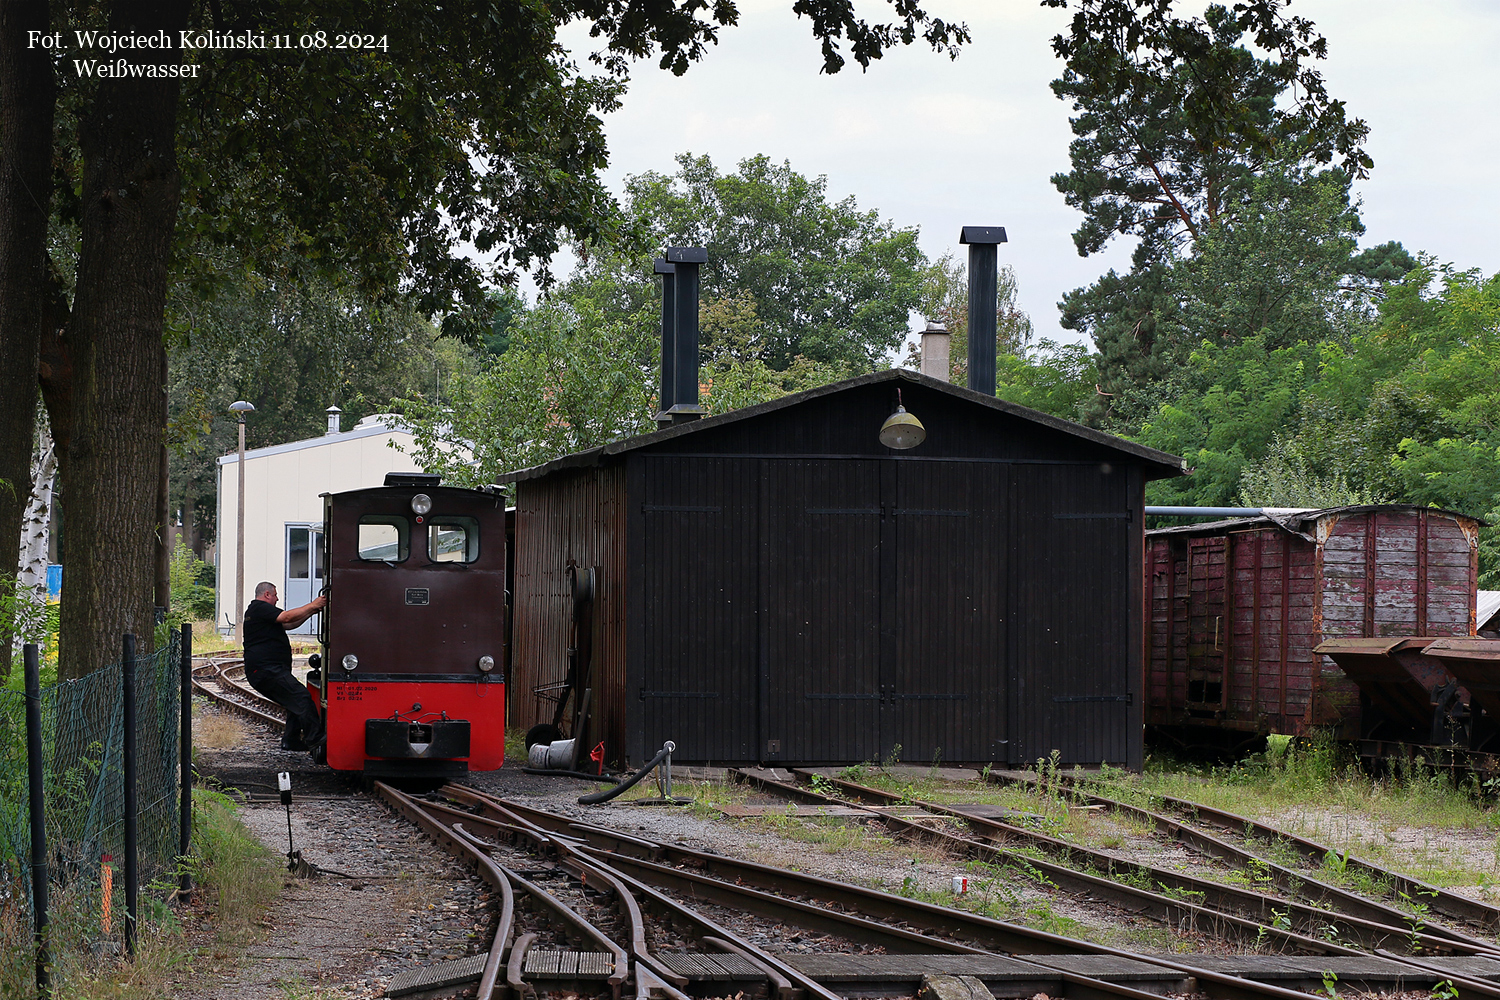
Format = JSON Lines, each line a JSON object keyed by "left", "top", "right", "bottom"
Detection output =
{"left": 1144, "top": 505, "right": 1480, "bottom": 751}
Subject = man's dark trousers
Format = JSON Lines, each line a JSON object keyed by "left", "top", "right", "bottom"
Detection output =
{"left": 246, "top": 667, "right": 323, "bottom": 748}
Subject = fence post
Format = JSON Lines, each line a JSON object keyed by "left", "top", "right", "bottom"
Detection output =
{"left": 179, "top": 622, "right": 192, "bottom": 893}
{"left": 24, "top": 643, "right": 51, "bottom": 998}
{"left": 122, "top": 633, "right": 138, "bottom": 957}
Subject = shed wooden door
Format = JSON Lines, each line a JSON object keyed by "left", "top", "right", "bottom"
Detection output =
{"left": 1008, "top": 464, "right": 1134, "bottom": 766}
{"left": 761, "top": 459, "right": 884, "bottom": 763}
{"left": 759, "top": 459, "right": 1008, "bottom": 764}
{"left": 885, "top": 461, "right": 1008, "bottom": 764}
{"left": 637, "top": 457, "right": 760, "bottom": 762}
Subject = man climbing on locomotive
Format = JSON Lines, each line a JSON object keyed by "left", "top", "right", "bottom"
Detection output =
{"left": 243, "top": 581, "right": 329, "bottom": 752}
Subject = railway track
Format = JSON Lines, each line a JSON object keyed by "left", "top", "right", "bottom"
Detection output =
{"left": 376, "top": 782, "right": 1500, "bottom": 1000}
{"left": 727, "top": 766, "right": 1500, "bottom": 961}
{"left": 191, "top": 656, "right": 289, "bottom": 729}
{"left": 1024, "top": 768, "right": 1500, "bottom": 933}
{"left": 186, "top": 664, "right": 1500, "bottom": 990}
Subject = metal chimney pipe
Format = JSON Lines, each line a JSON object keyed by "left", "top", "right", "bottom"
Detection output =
{"left": 654, "top": 259, "right": 676, "bottom": 428}
{"left": 920, "top": 321, "right": 950, "bottom": 382}
{"left": 960, "top": 226, "right": 1007, "bottom": 396}
{"left": 665, "top": 246, "right": 708, "bottom": 422}
{"left": 325, "top": 405, "right": 342, "bottom": 435}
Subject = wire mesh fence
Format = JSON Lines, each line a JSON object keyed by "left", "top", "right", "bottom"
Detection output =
{"left": 0, "top": 629, "right": 183, "bottom": 968}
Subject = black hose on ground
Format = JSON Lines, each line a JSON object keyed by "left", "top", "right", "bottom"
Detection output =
{"left": 578, "top": 741, "right": 674, "bottom": 805}
{"left": 521, "top": 767, "right": 621, "bottom": 783}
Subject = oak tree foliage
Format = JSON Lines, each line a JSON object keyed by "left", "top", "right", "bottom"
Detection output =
{"left": 574, "top": 152, "right": 928, "bottom": 373}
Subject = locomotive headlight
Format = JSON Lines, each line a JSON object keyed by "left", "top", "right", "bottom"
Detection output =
{"left": 410, "top": 493, "right": 433, "bottom": 515}
{"left": 477, "top": 655, "right": 495, "bottom": 673}
{"left": 341, "top": 653, "right": 359, "bottom": 671}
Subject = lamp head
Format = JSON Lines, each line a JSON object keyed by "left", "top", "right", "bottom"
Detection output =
{"left": 229, "top": 400, "right": 255, "bottom": 422}
{"left": 880, "top": 388, "right": 926, "bottom": 450}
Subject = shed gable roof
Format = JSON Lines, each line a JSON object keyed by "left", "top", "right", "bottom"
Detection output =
{"left": 499, "top": 368, "right": 1185, "bottom": 484}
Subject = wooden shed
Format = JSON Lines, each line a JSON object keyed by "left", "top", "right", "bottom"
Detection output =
{"left": 1144, "top": 506, "right": 1481, "bottom": 747}
{"left": 501, "top": 369, "right": 1182, "bottom": 770}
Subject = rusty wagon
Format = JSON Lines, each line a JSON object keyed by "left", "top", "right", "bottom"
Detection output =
{"left": 1144, "top": 505, "right": 1481, "bottom": 751}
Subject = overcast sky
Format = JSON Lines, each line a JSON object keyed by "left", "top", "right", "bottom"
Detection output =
{"left": 552, "top": 0, "right": 1500, "bottom": 350}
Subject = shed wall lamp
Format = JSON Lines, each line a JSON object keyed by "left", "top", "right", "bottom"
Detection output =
{"left": 879, "top": 388, "right": 926, "bottom": 450}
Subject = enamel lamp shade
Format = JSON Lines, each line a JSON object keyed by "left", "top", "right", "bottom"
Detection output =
{"left": 879, "top": 389, "right": 926, "bottom": 449}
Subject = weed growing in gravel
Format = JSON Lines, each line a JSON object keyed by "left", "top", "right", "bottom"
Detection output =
{"left": 752, "top": 812, "right": 904, "bottom": 855}
{"left": 195, "top": 790, "right": 283, "bottom": 943}
{"left": 1135, "top": 737, "right": 1497, "bottom": 836}
{"left": 276, "top": 972, "right": 340, "bottom": 999}
{"left": 194, "top": 701, "right": 249, "bottom": 751}
{"left": 680, "top": 777, "right": 749, "bottom": 819}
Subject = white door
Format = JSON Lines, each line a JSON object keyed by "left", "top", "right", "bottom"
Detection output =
{"left": 283, "top": 524, "right": 325, "bottom": 635}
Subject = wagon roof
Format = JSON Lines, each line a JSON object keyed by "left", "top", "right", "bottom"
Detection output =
{"left": 1145, "top": 503, "right": 1484, "bottom": 539}
{"left": 498, "top": 368, "right": 1185, "bottom": 484}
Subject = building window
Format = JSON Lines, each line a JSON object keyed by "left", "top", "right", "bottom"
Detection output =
{"left": 428, "top": 517, "right": 479, "bottom": 563}
{"left": 288, "top": 527, "right": 310, "bottom": 578}
{"left": 358, "top": 516, "right": 409, "bottom": 562}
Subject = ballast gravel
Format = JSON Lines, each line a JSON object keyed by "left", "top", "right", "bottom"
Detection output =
{"left": 183, "top": 733, "right": 1190, "bottom": 999}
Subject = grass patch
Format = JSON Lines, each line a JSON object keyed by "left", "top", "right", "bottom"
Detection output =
{"left": 1077, "top": 736, "right": 1500, "bottom": 891}
{"left": 188, "top": 620, "right": 240, "bottom": 655}
{"left": 194, "top": 701, "right": 249, "bottom": 751}
{"left": 504, "top": 727, "right": 529, "bottom": 764}
{"left": 193, "top": 789, "right": 283, "bottom": 944}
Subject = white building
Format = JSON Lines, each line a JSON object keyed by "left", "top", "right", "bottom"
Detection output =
{"left": 215, "top": 409, "right": 423, "bottom": 635}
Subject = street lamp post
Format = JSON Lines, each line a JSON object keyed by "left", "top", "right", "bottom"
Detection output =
{"left": 229, "top": 401, "right": 255, "bottom": 643}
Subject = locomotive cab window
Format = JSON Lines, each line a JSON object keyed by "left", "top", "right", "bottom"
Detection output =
{"left": 428, "top": 517, "right": 479, "bottom": 563}
{"left": 357, "top": 516, "right": 409, "bottom": 562}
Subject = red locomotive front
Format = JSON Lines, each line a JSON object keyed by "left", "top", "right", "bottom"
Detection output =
{"left": 311, "top": 474, "right": 506, "bottom": 779}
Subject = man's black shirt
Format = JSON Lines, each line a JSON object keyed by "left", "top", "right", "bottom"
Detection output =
{"left": 243, "top": 600, "right": 292, "bottom": 674}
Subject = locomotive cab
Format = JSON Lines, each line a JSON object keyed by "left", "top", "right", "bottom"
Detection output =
{"left": 317, "top": 473, "right": 506, "bottom": 778}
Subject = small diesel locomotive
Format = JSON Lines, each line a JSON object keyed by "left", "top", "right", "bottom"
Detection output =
{"left": 309, "top": 473, "right": 506, "bottom": 779}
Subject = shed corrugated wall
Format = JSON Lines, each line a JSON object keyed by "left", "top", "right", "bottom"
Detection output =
{"left": 511, "top": 466, "right": 628, "bottom": 764}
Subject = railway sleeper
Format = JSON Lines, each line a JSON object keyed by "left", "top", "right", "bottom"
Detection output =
{"left": 389, "top": 950, "right": 1500, "bottom": 1000}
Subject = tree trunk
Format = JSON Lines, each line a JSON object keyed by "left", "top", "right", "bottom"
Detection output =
{"left": 0, "top": 0, "right": 55, "bottom": 681}
{"left": 156, "top": 343, "right": 171, "bottom": 614}
{"left": 58, "top": 0, "right": 188, "bottom": 680}
{"left": 14, "top": 406, "right": 57, "bottom": 656}
{"left": 39, "top": 269, "right": 74, "bottom": 474}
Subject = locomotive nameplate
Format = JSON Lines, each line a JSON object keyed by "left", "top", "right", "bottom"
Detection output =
{"left": 405, "top": 588, "right": 430, "bottom": 606}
